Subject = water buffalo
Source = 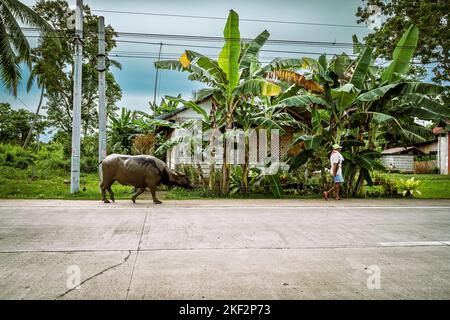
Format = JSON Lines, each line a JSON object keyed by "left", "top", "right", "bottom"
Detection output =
{"left": 100, "top": 154, "right": 192, "bottom": 204}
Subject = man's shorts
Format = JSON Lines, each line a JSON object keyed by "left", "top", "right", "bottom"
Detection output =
{"left": 334, "top": 174, "right": 344, "bottom": 183}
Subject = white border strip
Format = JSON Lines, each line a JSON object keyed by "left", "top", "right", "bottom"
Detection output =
{"left": 379, "top": 241, "right": 448, "bottom": 247}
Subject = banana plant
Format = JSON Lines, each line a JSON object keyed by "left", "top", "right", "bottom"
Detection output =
{"left": 109, "top": 107, "right": 139, "bottom": 154}
{"left": 156, "top": 10, "right": 284, "bottom": 193}
{"left": 282, "top": 25, "right": 447, "bottom": 196}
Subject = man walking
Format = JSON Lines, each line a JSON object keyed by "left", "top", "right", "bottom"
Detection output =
{"left": 323, "top": 144, "right": 344, "bottom": 200}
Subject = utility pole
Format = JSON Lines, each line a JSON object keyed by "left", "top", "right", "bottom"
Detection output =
{"left": 152, "top": 42, "right": 163, "bottom": 115}
{"left": 97, "top": 16, "right": 107, "bottom": 182}
{"left": 70, "top": 0, "right": 83, "bottom": 193}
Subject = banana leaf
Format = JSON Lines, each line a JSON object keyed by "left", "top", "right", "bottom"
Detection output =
{"left": 289, "top": 149, "right": 314, "bottom": 169}
{"left": 218, "top": 10, "right": 241, "bottom": 94}
{"left": 233, "top": 79, "right": 281, "bottom": 97}
{"left": 356, "top": 83, "right": 401, "bottom": 102}
{"left": 350, "top": 46, "right": 372, "bottom": 89}
{"left": 255, "top": 58, "right": 303, "bottom": 75}
{"left": 381, "top": 25, "right": 419, "bottom": 83}
{"left": 265, "top": 174, "right": 283, "bottom": 198}
{"left": 331, "top": 83, "right": 360, "bottom": 111}
{"left": 239, "top": 30, "right": 270, "bottom": 70}
{"left": 165, "top": 96, "right": 209, "bottom": 121}
{"left": 277, "top": 94, "right": 330, "bottom": 108}
{"left": 403, "top": 94, "right": 450, "bottom": 118}
{"left": 399, "top": 82, "right": 446, "bottom": 95}
{"left": 186, "top": 50, "right": 228, "bottom": 85}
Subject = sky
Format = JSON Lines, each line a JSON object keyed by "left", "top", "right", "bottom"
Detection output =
{"left": 0, "top": 0, "right": 409, "bottom": 140}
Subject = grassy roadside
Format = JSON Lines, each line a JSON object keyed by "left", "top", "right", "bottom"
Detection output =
{"left": 0, "top": 166, "right": 132, "bottom": 200}
{"left": 363, "top": 173, "right": 450, "bottom": 199}
{"left": 0, "top": 166, "right": 449, "bottom": 200}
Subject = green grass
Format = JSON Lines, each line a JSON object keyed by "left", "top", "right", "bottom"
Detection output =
{"left": 0, "top": 166, "right": 133, "bottom": 200}
{"left": 0, "top": 166, "right": 449, "bottom": 200}
{"left": 363, "top": 172, "right": 450, "bottom": 199}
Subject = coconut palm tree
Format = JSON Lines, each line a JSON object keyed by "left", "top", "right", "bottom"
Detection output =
{"left": 22, "top": 42, "right": 61, "bottom": 148}
{"left": 0, "top": 0, "right": 55, "bottom": 96}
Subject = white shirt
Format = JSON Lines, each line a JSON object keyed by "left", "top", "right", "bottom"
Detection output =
{"left": 330, "top": 151, "right": 344, "bottom": 176}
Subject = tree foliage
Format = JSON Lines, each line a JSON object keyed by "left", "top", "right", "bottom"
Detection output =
{"left": 356, "top": 0, "right": 450, "bottom": 85}
{"left": 31, "top": 0, "right": 122, "bottom": 135}
{"left": 0, "top": 102, "right": 46, "bottom": 145}
{"left": 0, "top": 0, "right": 56, "bottom": 95}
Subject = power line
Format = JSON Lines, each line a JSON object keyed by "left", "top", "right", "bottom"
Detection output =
{"left": 110, "top": 40, "right": 357, "bottom": 57}
{"left": 14, "top": 96, "right": 35, "bottom": 113}
{"left": 23, "top": 27, "right": 420, "bottom": 50}
{"left": 22, "top": 27, "right": 366, "bottom": 48}
{"left": 23, "top": 34, "right": 440, "bottom": 68}
{"left": 90, "top": 9, "right": 366, "bottom": 29}
{"left": 113, "top": 31, "right": 361, "bottom": 48}
{"left": 109, "top": 53, "right": 279, "bottom": 64}
{"left": 24, "top": 33, "right": 360, "bottom": 56}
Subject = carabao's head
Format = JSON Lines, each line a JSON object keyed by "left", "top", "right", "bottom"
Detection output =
{"left": 167, "top": 169, "right": 193, "bottom": 189}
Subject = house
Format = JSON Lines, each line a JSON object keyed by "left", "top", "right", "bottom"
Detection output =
{"left": 414, "top": 139, "right": 438, "bottom": 155}
{"left": 157, "top": 95, "right": 307, "bottom": 171}
{"left": 380, "top": 146, "right": 425, "bottom": 173}
{"left": 381, "top": 135, "right": 449, "bottom": 174}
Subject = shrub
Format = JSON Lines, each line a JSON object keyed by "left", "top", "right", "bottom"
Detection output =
{"left": 132, "top": 133, "right": 155, "bottom": 155}
{"left": 35, "top": 142, "right": 70, "bottom": 171}
{"left": 431, "top": 166, "right": 440, "bottom": 174}
{"left": 397, "top": 177, "right": 422, "bottom": 198}
{"left": 81, "top": 157, "right": 99, "bottom": 173}
{"left": 381, "top": 177, "right": 398, "bottom": 197}
{"left": 229, "top": 166, "right": 263, "bottom": 194}
{"left": 0, "top": 143, "right": 35, "bottom": 169}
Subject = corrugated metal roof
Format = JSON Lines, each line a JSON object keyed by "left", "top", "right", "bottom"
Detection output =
{"left": 381, "top": 146, "right": 417, "bottom": 155}
{"left": 155, "top": 107, "right": 187, "bottom": 120}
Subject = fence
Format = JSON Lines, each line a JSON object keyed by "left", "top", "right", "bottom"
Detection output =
{"left": 414, "top": 160, "right": 438, "bottom": 174}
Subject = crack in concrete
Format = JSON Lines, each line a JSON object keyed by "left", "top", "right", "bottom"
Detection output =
{"left": 54, "top": 250, "right": 132, "bottom": 300}
{"left": 125, "top": 208, "right": 150, "bottom": 300}
{"left": 2, "top": 241, "right": 450, "bottom": 255}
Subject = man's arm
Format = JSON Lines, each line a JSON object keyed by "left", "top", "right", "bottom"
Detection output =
{"left": 331, "top": 163, "right": 338, "bottom": 176}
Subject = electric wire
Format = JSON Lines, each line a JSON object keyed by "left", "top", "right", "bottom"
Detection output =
{"left": 90, "top": 9, "right": 367, "bottom": 29}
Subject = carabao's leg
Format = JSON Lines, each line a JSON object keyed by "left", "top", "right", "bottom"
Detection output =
{"left": 107, "top": 184, "right": 115, "bottom": 202}
{"left": 149, "top": 186, "right": 162, "bottom": 204}
{"left": 131, "top": 187, "right": 145, "bottom": 203}
{"left": 101, "top": 181, "right": 110, "bottom": 203}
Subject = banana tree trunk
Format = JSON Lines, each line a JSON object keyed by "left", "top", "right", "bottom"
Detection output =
{"left": 209, "top": 141, "right": 216, "bottom": 192}
{"left": 354, "top": 169, "right": 365, "bottom": 196}
{"left": 196, "top": 163, "right": 205, "bottom": 186}
{"left": 209, "top": 99, "right": 217, "bottom": 192}
{"left": 242, "top": 133, "right": 249, "bottom": 193}
{"left": 221, "top": 103, "right": 233, "bottom": 194}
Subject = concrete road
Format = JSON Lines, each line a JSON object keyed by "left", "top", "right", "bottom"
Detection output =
{"left": 0, "top": 199, "right": 449, "bottom": 299}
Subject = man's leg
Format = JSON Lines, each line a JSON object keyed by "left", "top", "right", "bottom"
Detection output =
{"left": 323, "top": 178, "right": 336, "bottom": 200}
{"left": 335, "top": 182, "right": 340, "bottom": 200}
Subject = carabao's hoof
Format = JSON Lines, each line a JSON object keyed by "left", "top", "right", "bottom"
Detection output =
{"left": 131, "top": 198, "right": 136, "bottom": 204}
{"left": 153, "top": 200, "right": 162, "bottom": 204}
{"left": 103, "top": 199, "right": 110, "bottom": 204}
